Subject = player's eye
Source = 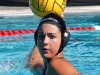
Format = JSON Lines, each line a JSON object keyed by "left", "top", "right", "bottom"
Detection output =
{"left": 38, "top": 34, "right": 44, "bottom": 39}
{"left": 48, "top": 35, "right": 55, "bottom": 39}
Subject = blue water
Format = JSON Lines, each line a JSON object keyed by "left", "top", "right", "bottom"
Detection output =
{"left": 0, "top": 12, "right": 100, "bottom": 75}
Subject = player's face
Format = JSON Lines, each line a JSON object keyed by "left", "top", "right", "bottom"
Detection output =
{"left": 37, "top": 23, "right": 61, "bottom": 59}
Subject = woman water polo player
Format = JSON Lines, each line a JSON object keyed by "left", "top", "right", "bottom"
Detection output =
{"left": 27, "top": 1, "right": 70, "bottom": 75}
{"left": 27, "top": 13, "right": 81, "bottom": 75}
{"left": 27, "top": 13, "right": 65, "bottom": 75}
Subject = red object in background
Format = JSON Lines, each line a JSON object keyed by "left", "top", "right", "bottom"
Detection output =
{"left": 0, "top": 26, "right": 96, "bottom": 36}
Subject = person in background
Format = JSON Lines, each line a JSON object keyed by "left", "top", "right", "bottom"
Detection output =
{"left": 27, "top": 13, "right": 81, "bottom": 75}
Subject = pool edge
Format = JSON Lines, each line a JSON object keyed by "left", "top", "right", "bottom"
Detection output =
{"left": 0, "top": 6, "right": 100, "bottom": 16}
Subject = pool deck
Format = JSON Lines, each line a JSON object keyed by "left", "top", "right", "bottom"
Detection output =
{"left": 0, "top": 5, "right": 100, "bottom": 16}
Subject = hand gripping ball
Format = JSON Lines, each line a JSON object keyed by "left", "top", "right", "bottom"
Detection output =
{"left": 29, "top": 0, "right": 67, "bottom": 17}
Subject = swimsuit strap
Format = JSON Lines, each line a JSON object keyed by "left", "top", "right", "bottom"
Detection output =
{"left": 42, "top": 60, "right": 48, "bottom": 75}
{"left": 42, "top": 67, "right": 47, "bottom": 75}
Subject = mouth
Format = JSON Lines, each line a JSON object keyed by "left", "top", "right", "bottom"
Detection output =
{"left": 42, "top": 48, "right": 49, "bottom": 53}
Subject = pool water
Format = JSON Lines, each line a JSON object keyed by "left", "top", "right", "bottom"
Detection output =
{"left": 0, "top": 12, "right": 100, "bottom": 75}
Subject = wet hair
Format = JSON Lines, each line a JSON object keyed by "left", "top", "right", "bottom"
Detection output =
{"left": 34, "top": 13, "right": 70, "bottom": 54}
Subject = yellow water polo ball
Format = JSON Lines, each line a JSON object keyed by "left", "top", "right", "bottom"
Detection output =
{"left": 29, "top": 0, "right": 67, "bottom": 17}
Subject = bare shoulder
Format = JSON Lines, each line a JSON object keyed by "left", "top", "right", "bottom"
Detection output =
{"left": 49, "top": 58, "right": 80, "bottom": 75}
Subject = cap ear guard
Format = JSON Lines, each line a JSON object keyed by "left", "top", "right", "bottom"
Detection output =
{"left": 62, "top": 30, "right": 70, "bottom": 47}
{"left": 57, "top": 30, "right": 70, "bottom": 54}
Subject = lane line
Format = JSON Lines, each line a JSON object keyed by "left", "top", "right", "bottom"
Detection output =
{"left": 0, "top": 26, "right": 100, "bottom": 36}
